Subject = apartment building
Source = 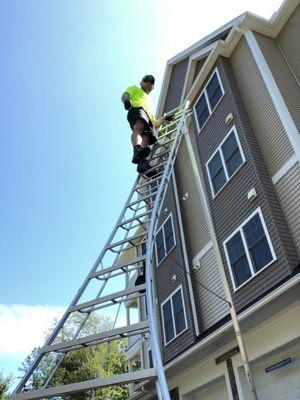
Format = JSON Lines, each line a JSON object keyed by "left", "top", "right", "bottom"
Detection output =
{"left": 126, "top": 1, "right": 300, "bottom": 399}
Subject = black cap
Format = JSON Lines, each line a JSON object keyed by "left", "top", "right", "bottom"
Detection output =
{"left": 142, "top": 75, "right": 155, "bottom": 84}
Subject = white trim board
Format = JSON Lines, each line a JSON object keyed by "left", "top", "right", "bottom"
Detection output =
{"left": 192, "top": 241, "right": 213, "bottom": 266}
{"left": 238, "top": 29, "right": 300, "bottom": 163}
{"left": 272, "top": 154, "right": 299, "bottom": 184}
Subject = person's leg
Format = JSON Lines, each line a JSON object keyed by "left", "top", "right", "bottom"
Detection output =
{"left": 131, "top": 119, "right": 146, "bottom": 147}
{"left": 131, "top": 119, "right": 151, "bottom": 164}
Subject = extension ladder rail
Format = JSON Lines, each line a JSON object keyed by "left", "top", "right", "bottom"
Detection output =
{"left": 11, "top": 101, "right": 191, "bottom": 400}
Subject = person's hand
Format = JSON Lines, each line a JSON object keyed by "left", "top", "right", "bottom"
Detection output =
{"left": 165, "top": 113, "right": 175, "bottom": 122}
{"left": 124, "top": 99, "right": 132, "bottom": 110}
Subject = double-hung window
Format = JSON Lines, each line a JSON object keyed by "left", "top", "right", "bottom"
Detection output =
{"left": 194, "top": 68, "right": 224, "bottom": 130}
{"left": 155, "top": 213, "right": 175, "bottom": 265}
{"left": 206, "top": 126, "right": 245, "bottom": 197}
{"left": 161, "top": 286, "right": 187, "bottom": 345}
{"left": 224, "top": 208, "right": 276, "bottom": 290}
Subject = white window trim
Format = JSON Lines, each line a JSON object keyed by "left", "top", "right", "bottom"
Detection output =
{"left": 155, "top": 213, "right": 176, "bottom": 267}
{"left": 161, "top": 285, "right": 188, "bottom": 346}
{"left": 223, "top": 207, "right": 277, "bottom": 292}
{"left": 206, "top": 125, "right": 246, "bottom": 198}
{"left": 180, "top": 42, "right": 218, "bottom": 104}
{"left": 193, "top": 67, "right": 225, "bottom": 133}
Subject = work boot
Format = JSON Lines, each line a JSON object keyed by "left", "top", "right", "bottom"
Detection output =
{"left": 137, "top": 159, "right": 158, "bottom": 178}
{"left": 132, "top": 145, "right": 151, "bottom": 164}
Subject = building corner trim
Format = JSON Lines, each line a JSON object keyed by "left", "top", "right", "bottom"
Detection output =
{"left": 243, "top": 29, "right": 300, "bottom": 162}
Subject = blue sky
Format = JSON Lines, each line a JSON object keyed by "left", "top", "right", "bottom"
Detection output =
{"left": 0, "top": 0, "right": 283, "bottom": 385}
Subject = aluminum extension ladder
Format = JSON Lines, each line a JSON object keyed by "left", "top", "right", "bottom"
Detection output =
{"left": 12, "top": 101, "right": 191, "bottom": 400}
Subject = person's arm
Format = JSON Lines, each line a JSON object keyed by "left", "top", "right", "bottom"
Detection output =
{"left": 121, "top": 92, "right": 132, "bottom": 110}
{"left": 153, "top": 116, "right": 166, "bottom": 128}
{"left": 153, "top": 113, "right": 175, "bottom": 128}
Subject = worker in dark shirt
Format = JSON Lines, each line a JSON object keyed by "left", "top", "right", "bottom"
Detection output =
{"left": 121, "top": 75, "right": 173, "bottom": 175}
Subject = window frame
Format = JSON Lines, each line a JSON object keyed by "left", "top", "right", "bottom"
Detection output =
{"left": 155, "top": 213, "right": 176, "bottom": 266}
{"left": 161, "top": 285, "right": 188, "bottom": 346}
{"left": 206, "top": 125, "right": 246, "bottom": 198}
{"left": 193, "top": 67, "right": 225, "bottom": 132}
{"left": 223, "top": 207, "right": 277, "bottom": 291}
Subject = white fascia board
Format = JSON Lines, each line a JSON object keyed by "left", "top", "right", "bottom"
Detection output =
{"left": 156, "top": 63, "right": 173, "bottom": 118}
{"left": 239, "top": 0, "right": 299, "bottom": 37}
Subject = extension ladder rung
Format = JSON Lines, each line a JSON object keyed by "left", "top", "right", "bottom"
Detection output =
{"left": 135, "top": 175, "right": 162, "bottom": 193}
{"left": 12, "top": 369, "right": 157, "bottom": 400}
{"left": 89, "top": 255, "right": 146, "bottom": 280}
{"left": 138, "top": 161, "right": 167, "bottom": 179}
{"left": 70, "top": 284, "right": 146, "bottom": 313}
{"left": 106, "top": 231, "right": 147, "bottom": 251}
{"left": 117, "top": 210, "right": 152, "bottom": 228}
{"left": 41, "top": 320, "right": 149, "bottom": 354}
{"left": 127, "top": 191, "right": 158, "bottom": 209}
{"left": 155, "top": 137, "right": 175, "bottom": 147}
{"left": 151, "top": 148, "right": 171, "bottom": 161}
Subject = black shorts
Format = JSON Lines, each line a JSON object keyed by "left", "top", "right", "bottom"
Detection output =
{"left": 127, "top": 107, "right": 157, "bottom": 145}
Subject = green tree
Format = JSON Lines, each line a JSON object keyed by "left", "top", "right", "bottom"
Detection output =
{"left": 0, "top": 371, "right": 13, "bottom": 400}
{"left": 19, "top": 313, "right": 129, "bottom": 400}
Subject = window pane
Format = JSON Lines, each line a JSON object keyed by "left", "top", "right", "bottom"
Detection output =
{"left": 226, "top": 149, "right": 243, "bottom": 177}
{"left": 172, "top": 290, "right": 186, "bottom": 335}
{"left": 250, "top": 237, "right": 273, "bottom": 271}
{"left": 226, "top": 232, "right": 251, "bottom": 287}
{"left": 206, "top": 73, "right": 223, "bottom": 110}
{"left": 208, "top": 152, "right": 226, "bottom": 193}
{"left": 243, "top": 214, "right": 273, "bottom": 271}
{"left": 208, "top": 152, "right": 223, "bottom": 178}
{"left": 227, "top": 232, "right": 245, "bottom": 263}
{"left": 156, "top": 229, "right": 165, "bottom": 263}
{"left": 222, "top": 132, "right": 238, "bottom": 160}
{"left": 222, "top": 132, "right": 243, "bottom": 177}
{"left": 195, "top": 93, "right": 210, "bottom": 129}
{"left": 148, "top": 350, "right": 153, "bottom": 368}
{"left": 212, "top": 169, "right": 227, "bottom": 194}
{"left": 162, "top": 300, "right": 174, "bottom": 343}
{"left": 164, "top": 217, "right": 175, "bottom": 253}
{"left": 243, "top": 213, "right": 265, "bottom": 247}
{"left": 232, "top": 256, "right": 252, "bottom": 287}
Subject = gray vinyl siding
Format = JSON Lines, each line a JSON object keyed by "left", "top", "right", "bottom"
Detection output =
{"left": 230, "top": 37, "right": 294, "bottom": 176}
{"left": 192, "top": 57, "right": 299, "bottom": 311}
{"left": 174, "top": 137, "right": 210, "bottom": 259}
{"left": 277, "top": 4, "right": 300, "bottom": 83}
{"left": 193, "top": 247, "right": 228, "bottom": 330}
{"left": 254, "top": 32, "right": 300, "bottom": 133}
{"left": 154, "top": 182, "right": 195, "bottom": 364}
{"left": 164, "top": 58, "right": 189, "bottom": 113}
{"left": 275, "top": 161, "right": 300, "bottom": 257}
{"left": 193, "top": 58, "right": 207, "bottom": 84}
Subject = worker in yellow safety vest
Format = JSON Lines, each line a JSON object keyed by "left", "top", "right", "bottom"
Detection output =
{"left": 121, "top": 75, "right": 174, "bottom": 175}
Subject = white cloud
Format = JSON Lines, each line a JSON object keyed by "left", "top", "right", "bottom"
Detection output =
{"left": 0, "top": 304, "right": 65, "bottom": 355}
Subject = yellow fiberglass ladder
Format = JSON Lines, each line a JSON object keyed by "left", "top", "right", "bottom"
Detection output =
{"left": 11, "top": 101, "right": 191, "bottom": 400}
